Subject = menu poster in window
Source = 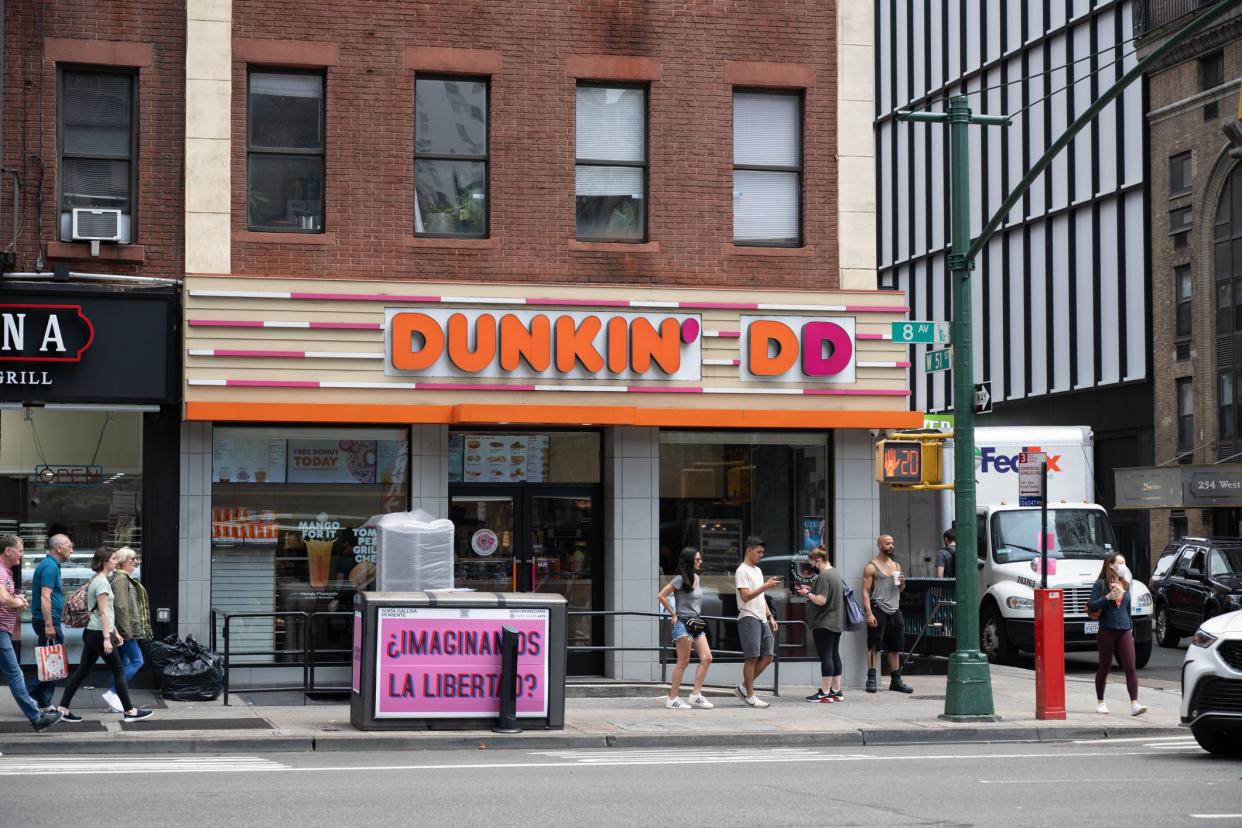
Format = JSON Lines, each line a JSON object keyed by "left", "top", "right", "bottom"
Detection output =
{"left": 288, "top": 440, "right": 377, "bottom": 483}
{"left": 213, "top": 438, "right": 287, "bottom": 484}
{"left": 459, "top": 434, "right": 547, "bottom": 483}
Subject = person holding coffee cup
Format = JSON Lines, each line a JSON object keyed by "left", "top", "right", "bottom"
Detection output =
{"left": 861, "top": 534, "right": 913, "bottom": 694}
{"left": 1086, "top": 552, "right": 1147, "bottom": 716}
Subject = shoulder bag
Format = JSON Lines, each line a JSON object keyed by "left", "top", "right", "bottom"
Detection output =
{"left": 843, "top": 584, "right": 865, "bottom": 631}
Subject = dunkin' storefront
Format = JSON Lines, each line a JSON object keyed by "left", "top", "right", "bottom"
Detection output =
{"left": 184, "top": 276, "right": 918, "bottom": 682}
{"left": 0, "top": 282, "right": 180, "bottom": 668}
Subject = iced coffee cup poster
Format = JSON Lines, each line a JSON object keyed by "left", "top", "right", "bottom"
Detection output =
{"left": 374, "top": 607, "right": 550, "bottom": 718}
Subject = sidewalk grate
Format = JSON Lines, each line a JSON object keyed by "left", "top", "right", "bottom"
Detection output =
{"left": 118, "top": 717, "right": 274, "bottom": 732}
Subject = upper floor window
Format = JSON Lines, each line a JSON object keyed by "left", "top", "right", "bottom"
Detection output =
{"left": 414, "top": 77, "right": 488, "bottom": 237}
{"left": 1177, "top": 377, "right": 1195, "bottom": 455}
{"left": 575, "top": 84, "right": 646, "bottom": 242}
{"left": 1201, "top": 51, "right": 1224, "bottom": 91}
{"left": 1176, "top": 265, "right": 1192, "bottom": 339}
{"left": 732, "top": 90, "right": 802, "bottom": 246}
{"left": 1170, "top": 152, "right": 1192, "bottom": 197}
{"left": 59, "top": 68, "right": 136, "bottom": 244}
{"left": 247, "top": 70, "right": 325, "bottom": 232}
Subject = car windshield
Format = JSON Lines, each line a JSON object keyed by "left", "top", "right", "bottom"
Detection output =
{"left": 991, "top": 509, "right": 1117, "bottom": 564}
{"left": 1209, "top": 546, "right": 1242, "bottom": 577}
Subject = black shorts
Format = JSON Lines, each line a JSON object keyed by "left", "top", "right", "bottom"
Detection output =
{"left": 867, "top": 607, "right": 904, "bottom": 653}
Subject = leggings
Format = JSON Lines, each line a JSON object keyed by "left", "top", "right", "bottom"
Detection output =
{"left": 1095, "top": 627, "right": 1138, "bottom": 701}
{"left": 59, "top": 629, "right": 135, "bottom": 712}
{"left": 813, "top": 628, "right": 842, "bottom": 678}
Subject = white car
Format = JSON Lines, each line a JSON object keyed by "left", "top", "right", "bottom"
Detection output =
{"left": 1180, "top": 608, "right": 1242, "bottom": 756}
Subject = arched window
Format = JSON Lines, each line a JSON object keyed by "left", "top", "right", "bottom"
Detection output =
{"left": 1213, "top": 165, "right": 1242, "bottom": 454}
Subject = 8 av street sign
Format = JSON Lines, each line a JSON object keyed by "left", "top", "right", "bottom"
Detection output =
{"left": 892, "top": 321, "right": 951, "bottom": 344}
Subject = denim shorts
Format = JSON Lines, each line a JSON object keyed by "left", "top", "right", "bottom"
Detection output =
{"left": 672, "top": 619, "right": 706, "bottom": 643}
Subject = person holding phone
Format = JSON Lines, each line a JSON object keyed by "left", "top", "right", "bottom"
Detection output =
{"left": 657, "top": 547, "right": 714, "bottom": 709}
{"left": 734, "top": 536, "right": 782, "bottom": 708}
{"left": 1087, "top": 552, "right": 1147, "bottom": 716}
{"left": 796, "top": 545, "right": 846, "bottom": 703}
{"left": 55, "top": 548, "right": 154, "bottom": 723}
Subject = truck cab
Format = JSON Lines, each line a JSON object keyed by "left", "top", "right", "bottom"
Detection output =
{"left": 976, "top": 502, "right": 1153, "bottom": 666}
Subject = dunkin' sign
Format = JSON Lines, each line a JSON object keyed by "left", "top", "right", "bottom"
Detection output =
{"left": 383, "top": 307, "right": 858, "bottom": 385}
{"left": 385, "top": 308, "right": 703, "bottom": 381}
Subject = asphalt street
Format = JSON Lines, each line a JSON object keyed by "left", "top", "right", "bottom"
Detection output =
{"left": 1, "top": 736, "right": 1236, "bottom": 827}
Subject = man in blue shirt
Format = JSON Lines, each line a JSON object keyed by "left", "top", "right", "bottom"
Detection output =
{"left": 27, "top": 533, "right": 74, "bottom": 709}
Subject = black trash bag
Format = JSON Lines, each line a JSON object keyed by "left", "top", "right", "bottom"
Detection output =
{"left": 156, "top": 635, "right": 225, "bottom": 702}
{"left": 146, "top": 634, "right": 189, "bottom": 677}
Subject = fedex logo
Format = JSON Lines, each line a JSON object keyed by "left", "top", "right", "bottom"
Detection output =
{"left": 978, "top": 446, "right": 1063, "bottom": 474}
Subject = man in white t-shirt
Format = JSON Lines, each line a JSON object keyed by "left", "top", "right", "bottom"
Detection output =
{"left": 734, "top": 536, "right": 783, "bottom": 708}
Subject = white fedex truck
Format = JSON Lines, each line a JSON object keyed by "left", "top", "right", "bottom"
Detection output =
{"left": 881, "top": 426, "right": 1153, "bottom": 666}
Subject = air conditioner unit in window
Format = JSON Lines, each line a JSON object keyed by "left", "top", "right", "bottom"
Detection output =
{"left": 71, "top": 208, "right": 123, "bottom": 242}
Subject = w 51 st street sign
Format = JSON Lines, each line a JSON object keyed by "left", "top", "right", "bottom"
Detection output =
{"left": 892, "top": 321, "right": 951, "bottom": 344}
{"left": 925, "top": 348, "right": 952, "bottom": 373}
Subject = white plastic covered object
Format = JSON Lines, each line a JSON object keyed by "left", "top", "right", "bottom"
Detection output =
{"left": 369, "top": 508, "right": 454, "bottom": 591}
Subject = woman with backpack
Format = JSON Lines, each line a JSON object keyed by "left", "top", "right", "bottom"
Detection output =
{"left": 101, "top": 547, "right": 151, "bottom": 713}
{"left": 56, "top": 548, "right": 153, "bottom": 723}
{"left": 795, "top": 545, "right": 846, "bottom": 703}
{"left": 657, "top": 547, "right": 714, "bottom": 709}
{"left": 1086, "top": 551, "right": 1147, "bottom": 717}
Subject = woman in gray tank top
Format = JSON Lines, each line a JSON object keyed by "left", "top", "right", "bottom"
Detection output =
{"left": 657, "top": 547, "right": 715, "bottom": 709}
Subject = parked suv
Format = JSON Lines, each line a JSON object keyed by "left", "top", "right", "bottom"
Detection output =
{"left": 1151, "top": 537, "right": 1242, "bottom": 648}
{"left": 1180, "top": 609, "right": 1242, "bottom": 756}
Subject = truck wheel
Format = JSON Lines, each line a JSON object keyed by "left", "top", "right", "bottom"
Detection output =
{"left": 980, "top": 605, "right": 1016, "bottom": 665}
{"left": 1192, "top": 723, "right": 1242, "bottom": 757}
{"left": 1132, "top": 638, "right": 1152, "bottom": 669}
{"left": 1155, "top": 606, "right": 1180, "bottom": 648}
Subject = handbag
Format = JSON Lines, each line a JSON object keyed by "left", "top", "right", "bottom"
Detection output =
{"left": 843, "top": 585, "right": 865, "bottom": 632}
{"left": 64, "top": 580, "right": 91, "bottom": 629}
{"left": 684, "top": 616, "right": 707, "bottom": 636}
{"left": 36, "top": 643, "right": 69, "bottom": 682}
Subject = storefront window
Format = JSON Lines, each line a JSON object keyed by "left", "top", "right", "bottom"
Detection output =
{"left": 2, "top": 409, "right": 145, "bottom": 664}
{"left": 659, "top": 431, "right": 830, "bottom": 658}
{"left": 210, "top": 427, "right": 408, "bottom": 663}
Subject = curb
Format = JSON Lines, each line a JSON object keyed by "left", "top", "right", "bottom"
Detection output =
{"left": 0, "top": 725, "right": 1184, "bottom": 757}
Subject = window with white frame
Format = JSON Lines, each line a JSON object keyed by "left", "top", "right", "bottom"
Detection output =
{"left": 732, "top": 90, "right": 802, "bottom": 245}
{"left": 575, "top": 84, "right": 646, "bottom": 242}
{"left": 59, "top": 68, "right": 136, "bottom": 244}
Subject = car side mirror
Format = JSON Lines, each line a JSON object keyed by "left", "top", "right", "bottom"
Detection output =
{"left": 977, "top": 559, "right": 985, "bottom": 570}
{"left": 1185, "top": 567, "right": 1202, "bottom": 579}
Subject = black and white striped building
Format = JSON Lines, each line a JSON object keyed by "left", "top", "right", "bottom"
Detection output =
{"left": 875, "top": 0, "right": 1155, "bottom": 572}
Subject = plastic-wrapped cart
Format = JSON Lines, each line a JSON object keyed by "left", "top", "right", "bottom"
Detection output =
{"left": 368, "top": 509, "right": 455, "bottom": 592}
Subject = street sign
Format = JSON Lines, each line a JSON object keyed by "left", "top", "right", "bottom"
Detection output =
{"left": 925, "top": 348, "right": 952, "bottom": 373}
{"left": 892, "top": 321, "right": 951, "bottom": 344}
{"left": 974, "top": 381, "right": 992, "bottom": 414}
{"left": 1018, "top": 451, "right": 1045, "bottom": 507}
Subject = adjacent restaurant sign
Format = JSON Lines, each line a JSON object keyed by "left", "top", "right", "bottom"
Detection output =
{"left": 374, "top": 606, "right": 549, "bottom": 719}
{"left": 384, "top": 307, "right": 861, "bottom": 385}
{"left": 0, "top": 287, "right": 175, "bottom": 403}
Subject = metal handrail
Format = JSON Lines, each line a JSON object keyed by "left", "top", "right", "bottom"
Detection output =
{"left": 307, "top": 610, "right": 354, "bottom": 694}
{"left": 901, "top": 599, "right": 957, "bottom": 673}
{"left": 566, "top": 609, "right": 809, "bottom": 697}
{"left": 211, "top": 608, "right": 355, "bottom": 705}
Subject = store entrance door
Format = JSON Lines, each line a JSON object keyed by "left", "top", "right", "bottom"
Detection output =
{"left": 450, "top": 485, "right": 603, "bottom": 675}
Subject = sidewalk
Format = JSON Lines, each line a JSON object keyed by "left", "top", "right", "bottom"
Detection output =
{"left": 0, "top": 666, "right": 1183, "bottom": 756}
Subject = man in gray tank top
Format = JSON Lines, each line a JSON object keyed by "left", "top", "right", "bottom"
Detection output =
{"left": 861, "top": 534, "right": 913, "bottom": 694}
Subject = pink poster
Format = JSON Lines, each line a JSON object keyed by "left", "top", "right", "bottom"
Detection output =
{"left": 374, "top": 607, "right": 550, "bottom": 718}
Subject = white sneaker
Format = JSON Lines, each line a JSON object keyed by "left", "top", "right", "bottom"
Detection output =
{"left": 665, "top": 696, "right": 690, "bottom": 709}
{"left": 688, "top": 694, "right": 714, "bottom": 709}
{"left": 1131, "top": 702, "right": 1147, "bottom": 717}
{"left": 100, "top": 690, "right": 123, "bottom": 714}
{"left": 744, "top": 695, "right": 770, "bottom": 709}
{"left": 1096, "top": 702, "right": 1109, "bottom": 715}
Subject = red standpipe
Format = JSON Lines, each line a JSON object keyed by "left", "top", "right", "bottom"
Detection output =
{"left": 1034, "top": 588, "right": 1066, "bottom": 719}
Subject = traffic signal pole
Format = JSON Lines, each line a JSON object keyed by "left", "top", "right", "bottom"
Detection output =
{"left": 895, "top": 0, "right": 1241, "bottom": 721}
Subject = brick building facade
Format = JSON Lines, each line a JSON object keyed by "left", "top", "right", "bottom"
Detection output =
{"left": 1142, "top": 6, "right": 1242, "bottom": 554}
